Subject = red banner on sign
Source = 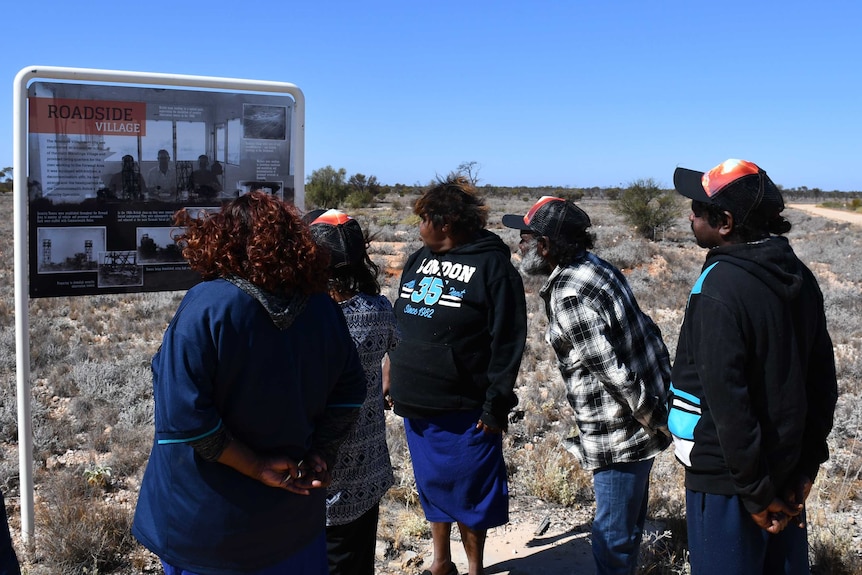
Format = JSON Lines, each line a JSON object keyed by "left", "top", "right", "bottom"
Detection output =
{"left": 29, "top": 97, "right": 147, "bottom": 136}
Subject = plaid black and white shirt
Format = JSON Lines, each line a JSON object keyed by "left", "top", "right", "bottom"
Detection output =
{"left": 540, "top": 251, "right": 671, "bottom": 470}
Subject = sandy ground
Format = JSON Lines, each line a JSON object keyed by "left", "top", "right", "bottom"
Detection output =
{"left": 382, "top": 495, "right": 598, "bottom": 575}
{"left": 450, "top": 520, "right": 596, "bottom": 575}
{"left": 787, "top": 203, "right": 862, "bottom": 226}
{"left": 404, "top": 509, "right": 669, "bottom": 575}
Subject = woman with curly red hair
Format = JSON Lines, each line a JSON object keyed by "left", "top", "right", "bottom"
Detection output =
{"left": 133, "top": 192, "right": 367, "bottom": 575}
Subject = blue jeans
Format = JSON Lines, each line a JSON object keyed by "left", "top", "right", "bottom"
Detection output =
{"left": 591, "top": 458, "right": 653, "bottom": 575}
{"left": 686, "top": 490, "right": 809, "bottom": 575}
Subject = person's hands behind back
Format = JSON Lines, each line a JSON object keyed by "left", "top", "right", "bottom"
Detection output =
{"left": 750, "top": 498, "right": 801, "bottom": 534}
{"left": 257, "top": 452, "right": 331, "bottom": 495}
{"left": 476, "top": 419, "right": 503, "bottom": 435}
{"left": 218, "top": 439, "right": 331, "bottom": 496}
{"left": 782, "top": 474, "right": 812, "bottom": 528}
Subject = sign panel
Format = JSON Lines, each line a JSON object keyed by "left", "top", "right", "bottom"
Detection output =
{"left": 27, "top": 81, "right": 297, "bottom": 297}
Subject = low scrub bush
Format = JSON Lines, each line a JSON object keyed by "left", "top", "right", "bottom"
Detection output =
{"left": 36, "top": 468, "right": 136, "bottom": 575}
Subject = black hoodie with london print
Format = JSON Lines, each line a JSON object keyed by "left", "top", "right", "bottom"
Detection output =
{"left": 389, "top": 229, "right": 527, "bottom": 431}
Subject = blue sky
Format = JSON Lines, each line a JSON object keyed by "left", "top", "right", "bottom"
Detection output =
{"left": 2, "top": 1, "right": 860, "bottom": 191}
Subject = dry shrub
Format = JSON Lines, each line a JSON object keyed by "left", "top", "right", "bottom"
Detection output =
{"left": 0, "top": 375, "right": 18, "bottom": 444}
{"left": 638, "top": 527, "right": 689, "bottom": 575}
{"left": 513, "top": 437, "right": 592, "bottom": 507}
{"left": 35, "top": 469, "right": 136, "bottom": 575}
{"left": 0, "top": 329, "right": 16, "bottom": 374}
{"left": 0, "top": 452, "right": 17, "bottom": 494}
{"left": 106, "top": 424, "right": 152, "bottom": 480}
{"left": 391, "top": 508, "right": 430, "bottom": 548}
{"left": 601, "top": 236, "right": 655, "bottom": 272}
{"left": 809, "top": 522, "right": 862, "bottom": 575}
{"left": 639, "top": 452, "right": 689, "bottom": 574}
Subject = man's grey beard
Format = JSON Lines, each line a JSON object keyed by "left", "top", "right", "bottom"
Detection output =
{"left": 519, "top": 244, "right": 552, "bottom": 276}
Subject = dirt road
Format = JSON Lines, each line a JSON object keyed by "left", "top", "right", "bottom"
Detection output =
{"left": 787, "top": 203, "right": 862, "bottom": 227}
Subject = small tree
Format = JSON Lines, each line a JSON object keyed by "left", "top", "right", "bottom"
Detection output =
{"left": 345, "top": 173, "right": 381, "bottom": 208}
{"left": 305, "top": 165, "right": 348, "bottom": 208}
{"left": 0, "top": 167, "right": 12, "bottom": 194}
{"left": 612, "top": 178, "right": 681, "bottom": 241}
{"left": 457, "top": 161, "right": 481, "bottom": 186}
{"left": 347, "top": 173, "right": 381, "bottom": 197}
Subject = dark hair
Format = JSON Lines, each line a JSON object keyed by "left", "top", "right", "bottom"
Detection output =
{"left": 413, "top": 175, "right": 488, "bottom": 238}
{"left": 692, "top": 179, "right": 792, "bottom": 243}
{"left": 546, "top": 228, "right": 595, "bottom": 266}
{"left": 691, "top": 200, "right": 728, "bottom": 228}
{"left": 327, "top": 229, "right": 381, "bottom": 296}
{"left": 173, "top": 191, "right": 329, "bottom": 294}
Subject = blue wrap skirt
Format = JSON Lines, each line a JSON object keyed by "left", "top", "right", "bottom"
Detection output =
{"left": 404, "top": 409, "right": 508, "bottom": 530}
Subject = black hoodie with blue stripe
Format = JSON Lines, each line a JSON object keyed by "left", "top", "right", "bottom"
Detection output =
{"left": 668, "top": 236, "right": 837, "bottom": 514}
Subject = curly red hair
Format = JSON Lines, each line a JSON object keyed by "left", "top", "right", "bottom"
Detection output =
{"left": 173, "top": 192, "right": 329, "bottom": 294}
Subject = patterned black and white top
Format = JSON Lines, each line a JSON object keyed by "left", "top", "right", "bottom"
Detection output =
{"left": 326, "top": 293, "right": 400, "bottom": 526}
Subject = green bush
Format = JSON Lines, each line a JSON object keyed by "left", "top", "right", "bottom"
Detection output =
{"left": 306, "top": 167, "right": 385, "bottom": 210}
{"left": 344, "top": 189, "right": 375, "bottom": 209}
{"left": 612, "top": 178, "right": 682, "bottom": 240}
{"left": 305, "top": 165, "right": 348, "bottom": 208}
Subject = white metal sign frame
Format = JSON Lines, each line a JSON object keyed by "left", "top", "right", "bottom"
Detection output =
{"left": 12, "top": 65, "right": 305, "bottom": 542}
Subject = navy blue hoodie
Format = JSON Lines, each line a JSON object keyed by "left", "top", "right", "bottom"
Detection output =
{"left": 668, "top": 236, "right": 837, "bottom": 514}
{"left": 389, "top": 229, "right": 527, "bottom": 430}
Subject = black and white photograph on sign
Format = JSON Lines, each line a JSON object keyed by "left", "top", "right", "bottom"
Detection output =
{"left": 97, "top": 250, "right": 143, "bottom": 288}
{"left": 27, "top": 79, "right": 298, "bottom": 297}
{"left": 188, "top": 154, "right": 224, "bottom": 200}
{"left": 36, "top": 227, "right": 106, "bottom": 273}
{"left": 100, "top": 154, "right": 148, "bottom": 201}
{"left": 242, "top": 104, "right": 287, "bottom": 140}
{"left": 237, "top": 180, "right": 284, "bottom": 199}
{"left": 136, "top": 227, "right": 185, "bottom": 264}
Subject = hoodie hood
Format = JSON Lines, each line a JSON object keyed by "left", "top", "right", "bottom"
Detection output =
{"left": 225, "top": 276, "right": 308, "bottom": 330}
{"left": 705, "top": 236, "right": 803, "bottom": 301}
{"left": 445, "top": 229, "right": 513, "bottom": 258}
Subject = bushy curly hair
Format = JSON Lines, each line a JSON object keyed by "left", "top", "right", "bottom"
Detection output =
{"left": 413, "top": 174, "right": 488, "bottom": 237}
{"left": 173, "top": 191, "right": 329, "bottom": 294}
